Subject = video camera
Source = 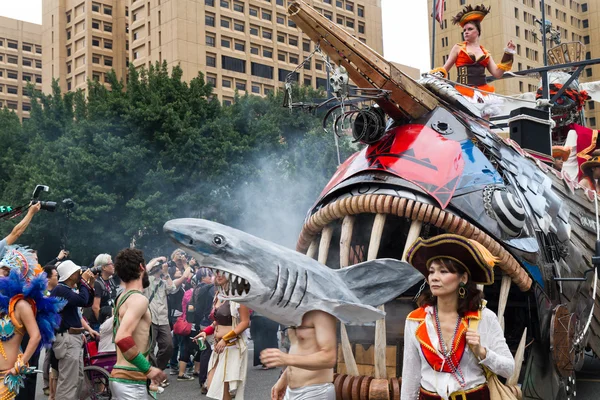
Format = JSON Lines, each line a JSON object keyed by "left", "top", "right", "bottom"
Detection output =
{"left": 31, "top": 185, "right": 76, "bottom": 212}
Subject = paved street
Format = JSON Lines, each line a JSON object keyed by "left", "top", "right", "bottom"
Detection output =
{"left": 34, "top": 343, "right": 280, "bottom": 400}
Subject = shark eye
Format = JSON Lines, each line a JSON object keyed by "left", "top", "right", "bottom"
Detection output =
{"left": 213, "top": 234, "right": 225, "bottom": 246}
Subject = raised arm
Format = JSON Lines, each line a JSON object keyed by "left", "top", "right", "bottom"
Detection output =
{"left": 486, "top": 40, "right": 516, "bottom": 79}
{"left": 5, "top": 203, "right": 41, "bottom": 245}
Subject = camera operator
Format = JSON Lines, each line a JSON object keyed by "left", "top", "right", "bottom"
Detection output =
{"left": 145, "top": 256, "right": 192, "bottom": 385}
{"left": 167, "top": 250, "right": 193, "bottom": 372}
{"left": 90, "top": 254, "right": 118, "bottom": 330}
{"left": 0, "top": 202, "right": 41, "bottom": 258}
{"left": 51, "top": 261, "right": 96, "bottom": 400}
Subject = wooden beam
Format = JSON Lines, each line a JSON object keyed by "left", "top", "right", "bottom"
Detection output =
{"left": 497, "top": 274, "right": 512, "bottom": 332}
{"left": 369, "top": 214, "right": 387, "bottom": 379}
{"left": 306, "top": 239, "right": 318, "bottom": 259}
{"left": 339, "top": 216, "right": 359, "bottom": 376}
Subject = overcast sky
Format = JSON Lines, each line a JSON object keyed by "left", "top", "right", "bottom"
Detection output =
{"left": 0, "top": 0, "right": 430, "bottom": 72}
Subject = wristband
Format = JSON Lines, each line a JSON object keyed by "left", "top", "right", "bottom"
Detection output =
{"left": 222, "top": 330, "right": 238, "bottom": 343}
{"left": 203, "top": 325, "right": 215, "bottom": 336}
{"left": 497, "top": 52, "right": 514, "bottom": 72}
{"left": 116, "top": 336, "right": 151, "bottom": 374}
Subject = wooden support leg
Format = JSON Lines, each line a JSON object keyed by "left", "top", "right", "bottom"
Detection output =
{"left": 497, "top": 274, "right": 512, "bottom": 332}
{"left": 339, "top": 216, "right": 359, "bottom": 376}
{"left": 507, "top": 327, "right": 527, "bottom": 386}
{"left": 369, "top": 214, "right": 388, "bottom": 379}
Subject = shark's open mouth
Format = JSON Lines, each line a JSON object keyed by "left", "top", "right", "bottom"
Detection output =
{"left": 209, "top": 268, "right": 251, "bottom": 297}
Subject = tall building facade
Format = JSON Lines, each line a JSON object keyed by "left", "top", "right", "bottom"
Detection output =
{"left": 42, "top": 0, "right": 129, "bottom": 94}
{"left": 0, "top": 16, "right": 42, "bottom": 121}
{"left": 428, "top": 0, "right": 599, "bottom": 129}
{"left": 128, "top": 0, "right": 383, "bottom": 104}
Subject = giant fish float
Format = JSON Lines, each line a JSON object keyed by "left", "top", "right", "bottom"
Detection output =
{"left": 286, "top": 1, "right": 600, "bottom": 399}
{"left": 166, "top": 1, "right": 600, "bottom": 399}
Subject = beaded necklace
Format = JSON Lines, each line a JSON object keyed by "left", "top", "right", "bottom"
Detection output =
{"left": 434, "top": 305, "right": 467, "bottom": 388}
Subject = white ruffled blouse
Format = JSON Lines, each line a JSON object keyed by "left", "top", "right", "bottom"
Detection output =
{"left": 400, "top": 306, "right": 515, "bottom": 400}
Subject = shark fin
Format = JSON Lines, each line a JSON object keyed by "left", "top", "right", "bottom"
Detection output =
{"left": 330, "top": 301, "right": 385, "bottom": 325}
{"left": 334, "top": 258, "right": 424, "bottom": 306}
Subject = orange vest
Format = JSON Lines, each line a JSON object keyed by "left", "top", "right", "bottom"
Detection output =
{"left": 407, "top": 307, "right": 481, "bottom": 373}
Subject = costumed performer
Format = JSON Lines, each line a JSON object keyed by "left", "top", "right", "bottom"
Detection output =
{"left": 578, "top": 156, "right": 600, "bottom": 194}
{"left": 431, "top": 5, "right": 515, "bottom": 115}
{"left": 194, "top": 271, "right": 250, "bottom": 400}
{"left": 400, "top": 234, "right": 515, "bottom": 400}
{"left": 0, "top": 246, "right": 66, "bottom": 399}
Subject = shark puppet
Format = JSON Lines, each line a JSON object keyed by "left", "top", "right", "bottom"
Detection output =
{"left": 164, "top": 218, "right": 424, "bottom": 327}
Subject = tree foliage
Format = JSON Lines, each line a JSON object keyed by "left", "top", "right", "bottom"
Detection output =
{"left": 0, "top": 63, "right": 353, "bottom": 263}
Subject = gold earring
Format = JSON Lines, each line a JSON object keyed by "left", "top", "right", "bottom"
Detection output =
{"left": 458, "top": 282, "right": 466, "bottom": 299}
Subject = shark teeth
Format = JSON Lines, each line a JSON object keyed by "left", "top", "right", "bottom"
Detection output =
{"left": 209, "top": 268, "right": 250, "bottom": 297}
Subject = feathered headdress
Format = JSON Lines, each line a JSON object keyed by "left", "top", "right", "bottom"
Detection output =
{"left": 0, "top": 245, "right": 38, "bottom": 282}
{"left": 0, "top": 270, "right": 66, "bottom": 349}
{"left": 452, "top": 4, "right": 491, "bottom": 27}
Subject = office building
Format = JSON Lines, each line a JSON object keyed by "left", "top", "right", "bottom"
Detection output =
{"left": 42, "top": 0, "right": 129, "bottom": 94}
{"left": 0, "top": 16, "right": 42, "bottom": 121}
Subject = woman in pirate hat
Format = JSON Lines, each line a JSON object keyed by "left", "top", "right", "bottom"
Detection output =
{"left": 400, "top": 234, "right": 514, "bottom": 400}
{"left": 430, "top": 4, "right": 515, "bottom": 113}
{"left": 579, "top": 156, "right": 600, "bottom": 194}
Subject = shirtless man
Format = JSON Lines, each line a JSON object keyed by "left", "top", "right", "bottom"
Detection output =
{"left": 110, "top": 248, "right": 166, "bottom": 400}
{"left": 260, "top": 310, "right": 337, "bottom": 400}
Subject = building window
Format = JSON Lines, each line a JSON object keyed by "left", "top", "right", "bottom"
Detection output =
{"left": 206, "top": 15, "right": 215, "bottom": 26}
{"left": 105, "top": 40, "right": 113, "bottom": 49}
{"left": 23, "top": 58, "right": 32, "bottom": 67}
{"left": 317, "top": 78, "right": 327, "bottom": 89}
{"left": 7, "top": 41, "right": 17, "bottom": 49}
{"left": 35, "top": 75, "right": 42, "bottom": 83}
{"left": 22, "top": 43, "right": 32, "bottom": 52}
{"left": 252, "top": 84, "right": 260, "bottom": 93}
{"left": 7, "top": 86, "right": 18, "bottom": 95}
{"left": 304, "top": 77, "right": 311, "bottom": 86}
{"left": 220, "top": 0, "right": 229, "bottom": 8}
{"left": 92, "top": 38, "right": 100, "bottom": 46}
{"left": 358, "top": 6, "right": 364, "bottom": 17}
{"left": 278, "top": 52, "right": 286, "bottom": 61}
{"left": 36, "top": 60, "right": 42, "bottom": 69}
{"left": 303, "top": 41, "right": 310, "bottom": 52}
{"left": 251, "top": 46, "right": 259, "bottom": 55}
{"left": 207, "top": 54, "right": 216, "bottom": 67}
{"left": 316, "top": 62, "right": 323, "bottom": 71}
{"left": 207, "top": 75, "right": 217, "bottom": 87}
{"left": 104, "top": 23, "right": 112, "bottom": 32}
{"left": 591, "top": 117, "right": 597, "bottom": 127}
{"left": 276, "top": 0, "right": 284, "bottom": 5}
{"left": 336, "top": 1, "right": 343, "bottom": 8}
{"left": 250, "top": 26, "right": 259, "bottom": 36}
{"left": 22, "top": 103, "right": 31, "bottom": 112}
{"left": 92, "top": 20, "right": 100, "bottom": 29}
{"left": 346, "top": 2, "right": 353, "bottom": 12}
{"left": 249, "top": 8, "right": 258, "bottom": 17}
{"left": 205, "top": 0, "right": 214, "bottom": 6}
{"left": 251, "top": 62, "right": 274, "bottom": 79}
{"left": 7, "top": 70, "right": 18, "bottom": 79}
{"left": 586, "top": 68, "right": 593, "bottom": 78}
{"left": 222, "top": 55, "right": 246, "bottom": 72}
{"left": 263, "top": 30, "right": 272, "bottom": 40}
{"left": 516, "top": 26, "right": 520, "bottom": 37}
{"left": 235, "top": 42, "right": 245, "bottom": 51}
{"left": 234, "top": 22, "right": 244, "bottom": 32}
{"left": 288, "top": 20, "right": 296, "bottom": 27}
{"left": 7, "top": 101, "right": 18, "bottom": 110}
{"left": 584, "top": 36, "right": 590, "bottom": 45}
{"left": 104, "top": 6, "right": 112, "bottom": 15}
{"left": 346, "top": 20, "right": 354, "bottom": 29}
{"left": 221, "top": 19, "right": 230, "bottom": 28}
{"left": 105, "top": 57, "right": 113, "bottom": 66}
{"left": 92, "top": 55, "right": 100, "bottom": 64}
{"left": 206, "top": 35, "right": 216, "bottom": 47}
{"left": 289, "top": 55, "right": 298, "bottom": 64}
{"left": 278, "top": 34, "right": 285, "bottom": 43}
{"left": 222, "top": 79, "right": 231, "bottom": 88}
{"left": 583, "top": 19, "right": 589, "bottom": 29}
{"left": 262, "top": 11, "right": 271, "bottom": 21}
{"left": 221, "top": 38, "right": 230, "bottom": 48}
{"left": 289, "top": 37, "right": 298, "bottom": 46}
{"left": 92, "top": 3, "right": 100, "bottom": 12}
{"left": 277, "top": 16, "right": 285, "bottom": 24}
{"left": 236, "top": 81, "right": 246, "bottom": 91}
{"left": 67, "top": 29, "right": 72, "bottom": 40}
{"left": 358, "top": 23, "right": 365, "bottom": 34}
{"left": 234, "top": 3, "right": 244, "bottom": 12}
{"left": 263, "top": 48, "right": 272, "bottom": 58}
{"left": 92, "top": 73, "right": 101, "bottom": 81}
{"left": 7, "top": 56, "right": 18, "bottom": 65}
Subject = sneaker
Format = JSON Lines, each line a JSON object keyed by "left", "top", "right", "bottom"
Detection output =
{"left": 177, "top": 374, "right": 195, "bottom": 381}
{"left": 160, "top": 379, "right": 170, "bottom": 388}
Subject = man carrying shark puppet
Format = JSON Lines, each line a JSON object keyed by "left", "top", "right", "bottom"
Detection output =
{"left": 163, "top": 218, "right": 425, "bottom": 400}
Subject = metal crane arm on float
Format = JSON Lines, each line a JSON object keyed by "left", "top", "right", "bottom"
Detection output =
{"left": 287, "top": 0, "right": 439, "bottom": 122}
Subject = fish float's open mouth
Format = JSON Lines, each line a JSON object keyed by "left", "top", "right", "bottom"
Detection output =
{"left": 297, "top": 193, "right": 532, "bottom": 291}
{"left": 209, "top": 268, "right": 251, "bottom": 298}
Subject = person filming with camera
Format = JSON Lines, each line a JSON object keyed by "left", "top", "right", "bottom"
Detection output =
{"left": 144, "top": 255, "right": 192, "bottom": 385}
{"left": 89, "top": 254, "right": 118, "bottom": 330}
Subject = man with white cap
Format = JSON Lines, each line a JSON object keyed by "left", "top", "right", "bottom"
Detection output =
{"left": 50, "top": 260, "right": 96, "bottom": 400}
